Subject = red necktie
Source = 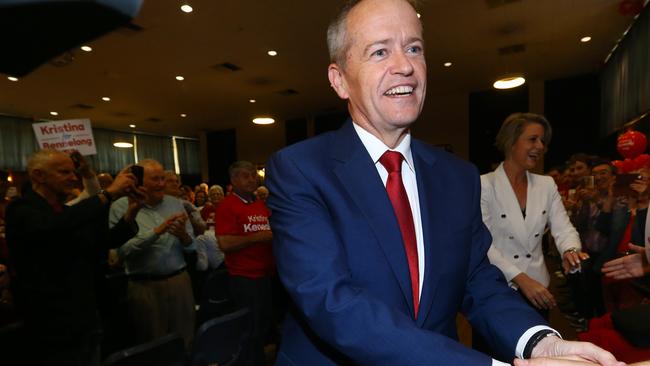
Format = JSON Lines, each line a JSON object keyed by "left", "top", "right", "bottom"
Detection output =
{"left": 379, "top": 150, "right": 419, "bottom": 316}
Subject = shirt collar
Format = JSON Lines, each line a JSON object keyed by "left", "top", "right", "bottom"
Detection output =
{"left": 352, "top": 122, "right": 415, "bottom": 173}
{"left": 233, "top": 191, "right": 255, "bottom": 204}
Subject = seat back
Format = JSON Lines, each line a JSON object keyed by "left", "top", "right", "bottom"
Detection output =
{"left": 197, "top": 268, "right": 234, "bottom": 325}
{"left": 0, "top": 321, "right": 26, "bottom": 366}
{"left": 103, "top": 333, "right": 187, "bottom": 366}
{"left": 191, "top": 307, "right": 252, "bottom": 366}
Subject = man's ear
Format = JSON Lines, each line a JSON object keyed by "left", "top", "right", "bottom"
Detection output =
{"left": 328, "top": 63, "right": 349, "bottom": 100}
{"left": 30, "top": 169, "right": 45, "bottom": 184}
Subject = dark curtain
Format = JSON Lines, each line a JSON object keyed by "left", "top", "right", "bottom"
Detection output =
{"left": 0, "top": 115, "right": 39, "bottom": 170}
{"left": 601, "top": 5, "right": 650, "bottom": 135}
{"left": 88, "top": 129, "right": 135, "bottom": 174}
{"left": 175, "top": 137, "right": 200, "bottom": 175}
{"left": 136, "top": 134, "right": 174, "bottom": 170}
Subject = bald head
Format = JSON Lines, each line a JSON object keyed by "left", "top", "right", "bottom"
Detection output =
{"left": 97, "top": 173, "right": 114, "bottom": 189}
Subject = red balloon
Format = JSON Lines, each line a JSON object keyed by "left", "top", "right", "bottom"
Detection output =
{"left": 617, "top": 158, "right": 636, "bottom": 173}
{"left": 617, "top": 130, "right": 647, "bottom": 159}
{"left": 635, "top": 154, "right": 650, "bottom": 168}
{"left": 619, "top": 0, "right": 644, "bottom": 16}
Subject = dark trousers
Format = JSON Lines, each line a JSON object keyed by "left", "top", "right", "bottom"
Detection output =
{"left": 229, "top": 275, "right": 273, "bottom": 366}
{"left": 567, "top": 257, "right": 606, "bottom": 319}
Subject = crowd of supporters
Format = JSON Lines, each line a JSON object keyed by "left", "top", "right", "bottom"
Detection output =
{"left": 0, "top": 151, "right": 282, "bottom": 366}
{"left": 1, "top": 146, "right": 649, "bottom": 365}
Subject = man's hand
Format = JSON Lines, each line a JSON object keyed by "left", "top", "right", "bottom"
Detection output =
{"left": 123, "top": 186, "right": 147, "bottom": 225}
{"left": 154, "top": 212, "right": 186, "bottom": 235}
{"left": 167, "top": 214, "right": 192, "bottom": 245}
{"left": 514, "top": 356, "right": 598, "bottom": 365}
{"left": 106, "top": 166, "right": 137, "bottom": 199}
{"left": 576, "top": 188, "right": 596, "bottom": 203}
{"left": 512, "top": 273, "right": 556, "bottom": 309}
{"left": 71, "top": 152, "right": 95, "bottom": 179}
{"left": 527, "top": 336, "right": 624, "bottom": 366}
{"left": 562, "top": 249, "right": 590, "bottom": 274}
{"left": 602, "top": 243, "right": 650, "bottom": 279}
{"left": 218, "top": 230, "right": 273, "bottom": 253}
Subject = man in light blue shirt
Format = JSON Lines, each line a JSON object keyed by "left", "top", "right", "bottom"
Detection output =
{"left": 109, "top": 159, "right": 196, "bottom": 347}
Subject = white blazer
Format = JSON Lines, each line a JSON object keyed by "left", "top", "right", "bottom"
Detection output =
{"left": 481, "top": 163, "right": 580, "bottom": 288}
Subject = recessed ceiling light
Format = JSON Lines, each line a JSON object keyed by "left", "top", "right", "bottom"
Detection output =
{"left": 176, "top": 75, "right": 185, "bottom": 81}
{"left": 113, "top": 142, "right": 134, "bottom": 148}
{"left": 444, "top": 62, "right": 452, "bottom": 67}
{"left": 253, "top": 117, "right": 275, "bottom": 125}
{"left": 493, "top": 76, "right": 526, "bottom": 89}
{"left": 80, "top": 45, "right": 92, "bottom": 52}
{"left": 249, "top": 99, "right": 256, "bottom": 103}
{"left": 180, "top": 113, "right": 187, "bottom": 118}
{"left": 101, "top": 96, "right": 111, "bottom": 102}
{"left": 49, "top": 111, "right": 59, "bottom": 116}
{"left": 129, "top": 124, "right": 136, "bottom": 128}
{"left": 580, "top": 36, "right": 592, "bottom": 43}
{"left": 416, "top": 13, "right": 421, "bottom": 18}
{"left": 267, "top": 50, "right": 278, "bottom": 56}
{"left": 180, "top": 4, "right": 193, "bottom": 13}
{"left": 7, "top": 76, "right": 18, "bottom": 81}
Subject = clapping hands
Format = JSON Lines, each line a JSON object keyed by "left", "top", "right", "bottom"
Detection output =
{"left": 154, "top": 212, "right": 192, "bottom": 245}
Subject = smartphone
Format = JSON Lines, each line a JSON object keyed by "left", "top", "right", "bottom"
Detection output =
{"left": 130, "top": 165, "right": 144, "bottom": 186}
{"left": 568, "top": 189, "right": 576, "bottom": 201}
{"left": 613, "top": 173, "right": 642, "bottom": 197}
{"left": 69, "top": 151, "right": 82, "bottom": 169}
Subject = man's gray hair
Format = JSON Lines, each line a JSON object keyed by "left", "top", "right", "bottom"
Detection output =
{"left": 139, "top": 158, "right": 162, "bottom": 170}
{"left": 163, "top": 170, "right": 178, "bottom": 179}
{"left": 27, "top": 149, "right": 67, "bottom": 176}
{"left": 327, "top": 0, "right": 421, "bottom": 68}
{"left": 229, "top": 161, "right": 256, "bottom": 178}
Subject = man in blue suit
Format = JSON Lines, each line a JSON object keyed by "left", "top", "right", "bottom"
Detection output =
{"left": 265, "top": 0, "right": 623, "bottom": 365}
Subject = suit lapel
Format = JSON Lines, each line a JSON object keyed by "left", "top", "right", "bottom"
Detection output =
{"left": 523, "top": 171, "right": 542, "bottom": 249}
{"left": 330, "top": 121, "right": 415, "bottom": 315}
{"left": 494, "top": 164, "right": 528, "bottom": 246}
{"left": 410, "top": 142, "right": 440, "bottom": 326}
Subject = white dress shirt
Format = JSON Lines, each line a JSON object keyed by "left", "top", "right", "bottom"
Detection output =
{"left": 353, "top": 123, "right": 559, "bottom": 365}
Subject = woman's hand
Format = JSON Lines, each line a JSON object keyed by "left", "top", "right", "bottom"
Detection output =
{"left": 512, "top": 273, "right": 556, "bottom": 310}
{"left": 562, "top": 248, "right": 589, "bottom": 274}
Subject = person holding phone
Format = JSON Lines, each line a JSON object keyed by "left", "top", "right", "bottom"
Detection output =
{"left": 65, "top": 151, "right": 102, "bottom": 206}
{"left": 480, "top": 113, "right": 588, "bottom": 319}
{"left": 6, "top": 149, "right": 140, "bottom": 365}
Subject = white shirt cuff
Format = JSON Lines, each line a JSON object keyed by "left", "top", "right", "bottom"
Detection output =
{"left": 493, "top": 359, "right": 510, "bottom": 366}
{"left": 515, "top": 325, "right": 562, "bottom": 358}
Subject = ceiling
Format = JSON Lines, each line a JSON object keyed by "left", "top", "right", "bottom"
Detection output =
{"left": 0, "top": 0, "right": 641, "bottom": 138}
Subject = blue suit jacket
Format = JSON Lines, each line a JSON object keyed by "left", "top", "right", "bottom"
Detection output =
{"left": 266, "top": 121, "right": 545, "bottom": 365}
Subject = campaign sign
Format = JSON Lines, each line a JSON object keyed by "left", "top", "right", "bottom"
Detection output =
{"left": 32, "top": 118, "right": 97, "bottom": 155}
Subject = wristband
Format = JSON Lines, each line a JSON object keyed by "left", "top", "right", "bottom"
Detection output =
{"left": 523, "top": 329, "right": 558, "bottom": 359}
{"left": 99, "top": 189, "right": 113, "bottom": 202}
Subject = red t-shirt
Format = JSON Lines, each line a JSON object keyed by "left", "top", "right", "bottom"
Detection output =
{"left": 216, "top": 193, "right": 274, "bottom": 278}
